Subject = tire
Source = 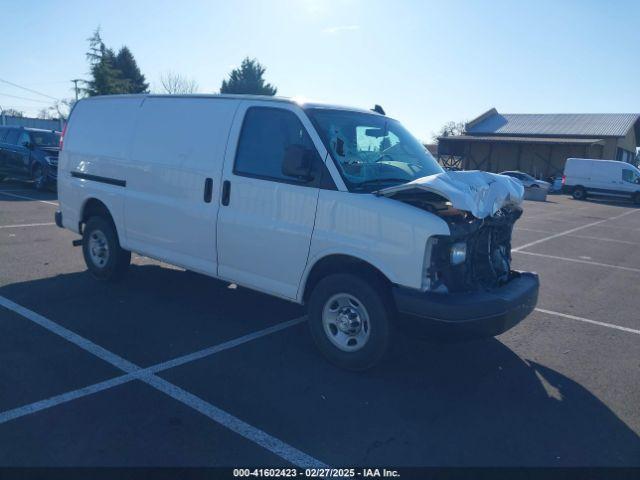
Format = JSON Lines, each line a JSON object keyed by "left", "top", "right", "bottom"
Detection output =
{"left": 31, "top": 162, "right": 47, "bottom": 191}
{"left": 633, "top": 193, "right": 640, "bottom": 205}
{"left": 308, "top": 273, "right": 393, "bottom": 371}
{"left": 572, "top": 186, "right": 586, "bottom": 200}
{"left": 82, "top": 216, "right": 131, "bottom": 281}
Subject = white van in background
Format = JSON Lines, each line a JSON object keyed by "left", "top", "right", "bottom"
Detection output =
{"left": 55, "top": 94, "right": 538, "bottom": 370}
{"left": 563, "top": 158, "right": 640, "bottom": 203}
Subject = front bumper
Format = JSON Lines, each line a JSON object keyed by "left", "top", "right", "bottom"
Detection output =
{"left": 392, "top": 271, "right": 539, "bottom": 340}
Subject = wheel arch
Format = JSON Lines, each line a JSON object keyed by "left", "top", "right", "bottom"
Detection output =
{"left": 300, "top": 254, "right": 394, "bottom": 304}
{"left": 79, "top": 197, "right": 123, "bottom": 241}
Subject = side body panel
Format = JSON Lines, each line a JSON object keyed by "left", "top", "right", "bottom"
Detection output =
{"left": 300, "top": 191, "right": 451, "bottom": 301}
{"left": 58, "top": 97, "right": 142, "bottom": 237}
{"left": 124, "top": 97, "right": 239, "bottom": 274}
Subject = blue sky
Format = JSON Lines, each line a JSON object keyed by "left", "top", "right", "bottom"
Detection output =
{"left": 1, "top": 0, "right": 639, "bottom": 141}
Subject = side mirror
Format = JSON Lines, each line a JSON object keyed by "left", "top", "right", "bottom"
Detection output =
{"left": 282, "top": 144, "right": 315, "bottom": 181}
{"left": 21, "top": 141, "right": 33, "bottom": 149}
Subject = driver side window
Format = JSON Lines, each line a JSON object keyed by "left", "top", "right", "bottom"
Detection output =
{"left": 622, "top": 169, "right": 637, "bottom": 183}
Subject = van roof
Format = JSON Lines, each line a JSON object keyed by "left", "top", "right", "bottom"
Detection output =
{"left": 80, "top": 94, "right": 385, "bottom": 117}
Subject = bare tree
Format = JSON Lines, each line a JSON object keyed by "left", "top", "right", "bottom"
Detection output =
{"left": 432, "top": 121, "right": 465, "bottom": 143}
{"left": 37, "top": 108, "right": 54, "bottom": 120}
{"left": 36, "top": 99, "right": 75, "bottom": 121}
{"left": 159, "top": 72, "right": 199, "bottom": 94}
{"left": 1, "top": 108, "right": 24, "bottom": 117}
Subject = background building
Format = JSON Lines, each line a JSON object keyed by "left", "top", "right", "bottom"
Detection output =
{"left": 437, "top": 109, "right": 640, "bottom": 178}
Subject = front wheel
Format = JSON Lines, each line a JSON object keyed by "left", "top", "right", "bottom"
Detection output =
{"left": 82, "top": 216, "right": 131, "bottom": 281}
{"left": 308, "top": 273, "right": 393, "bottom": 371}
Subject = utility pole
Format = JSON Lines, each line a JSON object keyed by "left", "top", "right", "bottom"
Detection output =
{"left": 71, "top": 79, "right": 82, "bottom": 102}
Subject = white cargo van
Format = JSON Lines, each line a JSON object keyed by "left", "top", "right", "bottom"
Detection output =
{"left": 563, "top": 158, "right": 640, "bottom": 203}
{"left": 55, "top": 95, "right": 538, "bottom": 370}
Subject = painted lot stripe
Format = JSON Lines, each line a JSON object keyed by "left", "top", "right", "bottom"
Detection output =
{"left": 524, "top": 203, "right": 595, "bottom": 220}
{"left": 514, "top": 250, "right": 640, "bottom": 273}
{"left": 0, "top": 296, "right": 325, "bottom": 468}
{"left": 516, "top": 227, "right": 639, "bottom": 246}
{"left": 536, "top": 308, "right": 640, "bottom": 336}
{"left": 0, "top": 222, "right": 55, "bottom": 229}
{"left": 0, "top": 316, "right": 305, "bottom": 424}
{"left": 513, "top": 207, "right": 640, "bottom": 252}
{"left": 0, "top": 191, "right": 58, "bottom": 206}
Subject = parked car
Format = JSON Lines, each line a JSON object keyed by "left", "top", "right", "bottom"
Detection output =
{"left": 550, "top": 176, "right": 563, "bottom": 192}
{"left": 499, "top": 171, "right": 551, "bottom": 190}
{"left": 55, "top": 94, "right": 539, "bottom": 370}
{"left": 563, "top": 158, "right": 640, "bottom": 203}
{"left": 0, "top": 126, "right": 61, "bottom": 189}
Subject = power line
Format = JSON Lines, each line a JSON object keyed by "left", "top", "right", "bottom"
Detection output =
{"left": 0, "top": 92, "right": 52, "bottom": 104}
{"left": 0, "top": 77, "right": 59, "bottom": 101}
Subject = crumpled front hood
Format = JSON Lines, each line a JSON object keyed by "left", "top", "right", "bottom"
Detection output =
{"left": 377, "top": 170, "right": 524, "bottom": 219}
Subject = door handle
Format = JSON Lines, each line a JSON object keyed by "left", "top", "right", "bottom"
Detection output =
{"left": 203, "top": 178, "right": 213, "bottom": 203}
{"left": 221, "top": 180, "right": 231, "bottom": 206}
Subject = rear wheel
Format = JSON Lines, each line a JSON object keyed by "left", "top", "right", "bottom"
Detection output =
{"left": 82, "top": 216, "right": 131, "bottom": 281}
{"left": 308, "top": 273, "right": 392, "bottom": 371}
{"left": 572, "top": 186, "right": 586, "bottom": 200}
{"left": 31, "top": 163, "right": 47, "bottom": 191}
{"left": 633, "top": 192, "right": 640, "bottom": 205}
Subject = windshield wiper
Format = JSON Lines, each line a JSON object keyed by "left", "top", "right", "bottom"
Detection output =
{"left": 353, "top": 178, "right": 410, "bottom": 193}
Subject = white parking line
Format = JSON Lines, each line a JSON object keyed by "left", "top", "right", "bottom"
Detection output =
{"left": 513, "top": 208, "right": 640, "bottom": 252}
{"left": 523, "top": 203, "right": 594, "bottom": 220}
{"left": 516, "top": 227, "right": 638, "bottom": 246}
{"left": 515, "top": 250, "right": 640, "bottom": 273}
{"left": 536, "top": 308, "right": 640, "bottom": 335}
{"left": 0, "top": 295, "right": 325, "bottom": 468}
{"left": 0, "top": 222, "right": 55, "bottom": 229}
{"left": 0, "top": 191, "right": 58, "bottom": 206}
{"left": 0, "top": 316, "right": 305, "bottom": 424}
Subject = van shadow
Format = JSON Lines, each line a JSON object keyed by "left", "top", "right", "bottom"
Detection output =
{"left": 218, "top": 314, "right": 640, "bottom": 466}
{"left": 358, "top": 335, "right": 640, "bottom": 465}
{"left": 581, "top": 197, "right": 639, "bottom": 208}
{"left": 0, "top": 264, "right": 305, "bottom": 366}
{"left": 1, "top": 265, "right": 639, "bottom": 465}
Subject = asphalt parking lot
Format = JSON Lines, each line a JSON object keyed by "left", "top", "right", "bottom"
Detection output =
{"left": 1, "top": 181, "right": 639, "bottom": 468}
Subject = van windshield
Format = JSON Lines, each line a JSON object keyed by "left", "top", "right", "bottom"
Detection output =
{"left": 306, "top": 108, "right": 443, "bottom": 192}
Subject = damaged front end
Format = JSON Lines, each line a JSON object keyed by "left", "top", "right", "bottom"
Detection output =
{"left": 382, "top": 171, "right": 539, "bottom": 338}
{"left": 426, "top": 204, "right": 522, "bottom": 293}
{"left": 383, "top": 185, "right": 522, "bottom": 292}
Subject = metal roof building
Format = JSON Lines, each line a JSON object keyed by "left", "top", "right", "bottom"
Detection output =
{"left": 438, "top": 108, "right": 640, "bottom": 178}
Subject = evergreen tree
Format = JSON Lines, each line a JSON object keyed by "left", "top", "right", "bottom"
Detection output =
{"left": 220, "top": 58, "right": 277, "bottom": 95}
{"left": 115, "top": 47, "right": 149, "bottom": 93}
{"left": 84, "top": 28, "right": 148, "bottom": 96}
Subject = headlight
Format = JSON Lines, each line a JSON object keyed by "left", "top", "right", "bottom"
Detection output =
{"left": 45, "top": 156, "right": 58, "bottom": 166}
{"left": 450, "top": 242, "right": 467, "bottom": 265}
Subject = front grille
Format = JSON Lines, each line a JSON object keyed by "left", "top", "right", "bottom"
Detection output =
{"left": 428, "top": 206, "right": 522, "bottom": 292}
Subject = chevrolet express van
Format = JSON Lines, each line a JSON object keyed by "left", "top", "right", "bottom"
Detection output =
{"left": 55, "top": 95, "right": 539, "bottom": 370}
{"left": 563, "top": 158, "right": 640, "bottom": 203}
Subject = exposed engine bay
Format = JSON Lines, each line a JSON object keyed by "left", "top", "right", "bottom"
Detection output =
{"left": 382, "top": 187, "right": 523, "bottom": 292}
